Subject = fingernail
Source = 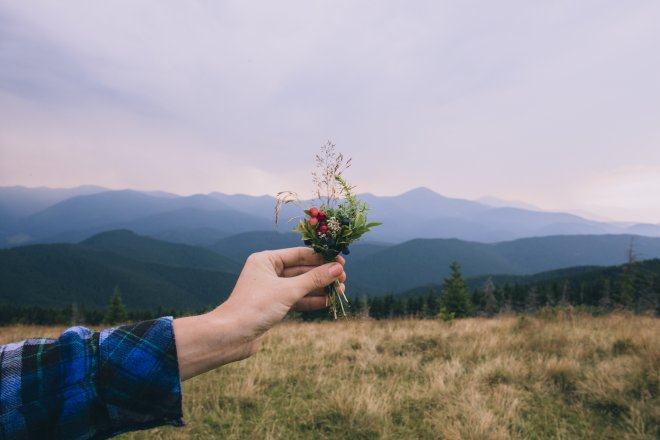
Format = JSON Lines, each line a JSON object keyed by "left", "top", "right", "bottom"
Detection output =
{"left": 328, "top": 263, "right": 342, "bottom": 278}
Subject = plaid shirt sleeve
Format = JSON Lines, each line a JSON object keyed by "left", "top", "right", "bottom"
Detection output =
{"left": 0, "top": 317, "right": 184, "bottom": 440}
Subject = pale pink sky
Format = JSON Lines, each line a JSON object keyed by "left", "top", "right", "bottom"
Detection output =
{"left": 1, "top": 1, "right": 659, "bottom": 223}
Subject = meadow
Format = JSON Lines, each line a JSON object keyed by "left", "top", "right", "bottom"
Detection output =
{"left": 3, "top": 313, "right": 659, "bottom": 439}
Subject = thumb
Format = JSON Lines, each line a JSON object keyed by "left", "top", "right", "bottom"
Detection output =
{"left": 295, "top": 263, "right": 343, "bottom": 293}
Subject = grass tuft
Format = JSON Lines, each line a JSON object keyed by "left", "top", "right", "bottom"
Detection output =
{"left": 3, "top": 315, "right": 657, "bottom": 439}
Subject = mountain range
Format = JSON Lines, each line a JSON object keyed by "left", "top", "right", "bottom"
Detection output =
{"left": 346, "top": 234, "right": 660, "bottom": 294}
{"left": 3, "top": 229, "right": 660, "bottom": 309}
{"left": 2, "top": 185, "right": 660, "bottom": 310}
{"left": 0, "top": 230, "right": 239, "bottom": 310}
{"left": 1, "top": 185, "right": 659, "bottom": 248}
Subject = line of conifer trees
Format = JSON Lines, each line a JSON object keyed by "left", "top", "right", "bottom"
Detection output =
{"left": 0, "top": 286, "right": 198, "bottom": 326}
{"left": 336, "top": 259, "right": 660, "bottom": 320}
{"left": 2, "top": 260, "right": 659, "bottom": 326}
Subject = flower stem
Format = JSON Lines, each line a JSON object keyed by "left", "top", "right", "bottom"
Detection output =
{"left": 326, "top": 279, "right": 349, "bottom": 319}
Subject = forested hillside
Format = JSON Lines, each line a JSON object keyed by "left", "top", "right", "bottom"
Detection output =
{"left": 0, "top": 242, "right": 237, "bottom": 310}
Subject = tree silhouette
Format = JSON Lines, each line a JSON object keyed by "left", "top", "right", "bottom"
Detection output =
{"left": 104, "top": 286, "right": 128, "bottom": 325}
{"left": 439, "top": 262, "right": 473, "bottom": 318}
{"left": 482, "top": 277, "right": 498, "bottom": 317}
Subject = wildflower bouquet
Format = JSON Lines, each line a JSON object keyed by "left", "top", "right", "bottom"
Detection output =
{"left": 276, "top": 142, "right": 381, "bottom": 318}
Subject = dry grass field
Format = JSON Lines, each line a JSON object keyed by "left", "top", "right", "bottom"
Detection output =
{"left": 2, "top": 313, "right": 659, "bottom": 439}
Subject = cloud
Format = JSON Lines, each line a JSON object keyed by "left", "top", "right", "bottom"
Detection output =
{"left": 576, "top": 166, "right": 660, "bottom": 223}
{"left": 1, "top": 1, "right": 659, "bottom": 221}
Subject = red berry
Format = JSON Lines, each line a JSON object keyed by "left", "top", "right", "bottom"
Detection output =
{"left": 309, "top": 217, "right": 319, "bottom": 226}
{"left": 317, "top": 210, "right": 326, "bottom": 220}
{"left": 319, "top": 224, "right": 328, "bottom": 233}
{"left": 309, "top": 207, "right": 319, "bottom": 217}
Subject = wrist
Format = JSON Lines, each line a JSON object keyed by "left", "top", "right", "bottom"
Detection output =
{"left": 208, "top": 303, "right": 262, "bottom": 363}
{"left": 173, "top": 306, "right": 259, "bottom": 381}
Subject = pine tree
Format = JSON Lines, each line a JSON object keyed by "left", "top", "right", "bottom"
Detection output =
{"left": 525, "top": 286, "right": 538, "bottom": 313}
{"left": 482, "top": 277, "right": 498, "bottom": 317}
{"left": 425, "top": 290, "right": 440, "bottom": 318}
{"left": 616, "top": 262, "right": 636, "bottom": 309}
{"left": 352, "top": 295, "right": 369, "bottom": 319}
{"left": 439, "top": 262, "right": 473, "bottom": 319}
{"left": 598, "top": 279, "right": 612, "bottom": 310}
{"left": 636, "top": 271, "right": 659, "bottom": 314}
{"left": 104, "top": 286, "right": 128, "bottom": 325}
{"left": 558, "top": 281, "right": 570, "bottom": 308}
{"left": 68, "top": 302, "right": 82, "bottom": 326}
{"left": 615, "top": 238, "right": 638, "bottom": 309}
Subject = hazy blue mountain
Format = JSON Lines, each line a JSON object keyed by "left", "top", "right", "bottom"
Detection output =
{"left": 492, "top": 235, "right": 656, "bottom": 274}
{"left": 344, "top": 242, "right": 392, "bottom": 260}
{"left": 148, "top": 228, "right": 230, "bottom": 246}
{"left": 347, "top": 238, "right": 514, "bottom": 294}
{"left": 624, "top": 223, "right": 660, "bottom": 236}
{"left": 360, "top": 189, "right": 483, "bottom": 242}
{"left": 477, "top": 207, "right": 592, "bottom": 232}
{"left": 0, "top": 243, "right": 237, "bottom": 309}
{"left": 0, "top": 185, "right": 107, "bottom": 221}
{"left": 20, "top": 190, "right": 230, "bottom": 235}
{"left": 4, "top": 190, "right": 271, "bottom": 245}
{"left": 0, "top": 185, "right": 107, "bottom": 245}
{"left": 477, "top": 195, "right": 541, "bottom": 211}
{"left": 31, "top": 209, "right": 273, "bottom": 246}
{"left": 120, "top": 208, "right": 271, "bottom": 237}
{"left": 362, "top": 191, "right": 621, "bottom": 243}
{"left": 81, "top": 230, "right": 241, "bottom": 273}
{"left": 3, "top": 186, "right": 660, "bottom": 247}
{"left": 209, "top": 231, "right": 390, "bottom": 264}
{"left": 211, "top": 186, "right": 606, "bottom": 242}
{"left": 208, "top": 192, "right": 319, "bottom": 233}
{"left": 363, "top": 187, "right": 489, "bottom": 217}
{"left": 209, "top": 231, "right": 305, "bottom": 263}
{"left": 346, "top": 234, "right": 660, "bottom": 295}
{"left": 209, "top": 193, "right": 278, "bottom": 218}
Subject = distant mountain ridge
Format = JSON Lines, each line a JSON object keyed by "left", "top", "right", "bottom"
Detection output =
{"left": 208, "top": 231, "right": 390, "bottom": 264}
{"left": 398, "top": 259, "right": 660, "bottom": 299}
{"left": 3, "top": 230, "right": 660, "bottom": 308}
{"left": 81, "top": 229, "right": 241, "bottom": 273}
{"left": 1, "top": 185, "right": 659, "bottom": 248}
{"left": 346, "top": 234, "right": 660, "bottom": 295}
{"left": 0, "top": 242, "right": 238, "bottom": 310}
{"left": 0, "top": 185, "right": 107, "bottom": 220}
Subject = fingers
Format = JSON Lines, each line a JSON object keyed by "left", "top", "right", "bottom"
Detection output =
{"left": 293, "top": 263, "right": 344, "bottom": 294}
{"left": 270, "top": 247, "right": 325, "bottom": 269}
{"left": 269, "top": 247, "right": 347, "bottom": 269}
{"left": 303, "top": 280, "right": 346, "bottom": 297}
{"left": 282, "top": 265, "right": 317, "bottom": 277}
{"left": 257, "top": 248, "right": 347, "bottom": 304}
{"left": 282, "top": 265, "right": 347, "bottom": 283}
{"left": 292, "top": 282, "right": 347, "bottom": 311}
{"left": 292, "top": 296, "right": 328, "bottom": 311}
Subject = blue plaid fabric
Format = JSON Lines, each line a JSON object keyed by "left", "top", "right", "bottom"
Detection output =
{"left": 0, "top": 317, "right": 183, "bottom": 439}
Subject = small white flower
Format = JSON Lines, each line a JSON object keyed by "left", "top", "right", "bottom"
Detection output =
{"left": 327, "top": 217, "right": 341, "bottom": 237}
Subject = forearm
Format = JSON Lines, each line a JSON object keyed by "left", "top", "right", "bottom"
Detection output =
{"left": 172, "top": 248, "right": 345, "bottom": 382}
{"left": 172, "top": 305, "right": 258, "bottom": 381}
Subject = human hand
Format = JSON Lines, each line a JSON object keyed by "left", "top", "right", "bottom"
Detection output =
{"left": 173, "top": 247, "right": 346, "bottom": 380}
{"left": 220, "top": 247, "right": 346, "bottom": 336}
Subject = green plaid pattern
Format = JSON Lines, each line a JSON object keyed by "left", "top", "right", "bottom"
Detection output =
{"left": 0, "top": 317, "right": 183, "bottom": 439}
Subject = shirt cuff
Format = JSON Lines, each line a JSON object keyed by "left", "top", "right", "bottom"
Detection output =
{"left": 97, "top": 317, "right": 184, "bottom": 437}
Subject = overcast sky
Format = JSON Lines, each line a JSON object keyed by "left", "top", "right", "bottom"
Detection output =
{"left": 1, "top": 1, "right": 659, "bottom": 223}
